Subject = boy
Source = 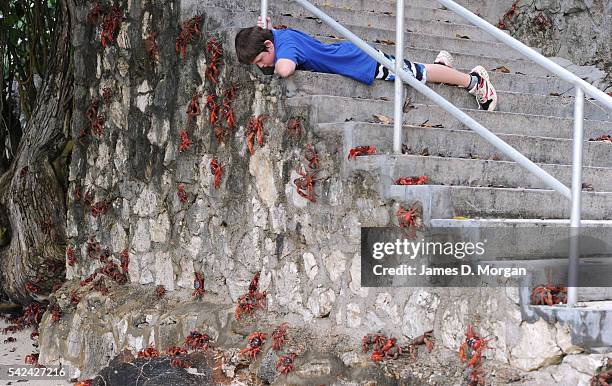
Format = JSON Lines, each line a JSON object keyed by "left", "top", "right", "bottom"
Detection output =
{"left": 235, "top": 17, "right": 497, "bottom": 111}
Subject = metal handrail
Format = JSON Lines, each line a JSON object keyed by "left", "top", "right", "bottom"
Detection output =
{"left": 438, "top": 0, "right": 612, "bottom": 111}
{"left": 260, "top": 1, "right": 612, "bottom": 306}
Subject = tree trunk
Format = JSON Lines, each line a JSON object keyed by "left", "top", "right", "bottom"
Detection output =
{"left": 0, "top": 0, "right": 74, "bottom": 304}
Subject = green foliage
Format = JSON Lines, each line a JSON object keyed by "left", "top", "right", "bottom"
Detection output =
{"left": 0, "top": 0, "right": 58, "bottom": 170}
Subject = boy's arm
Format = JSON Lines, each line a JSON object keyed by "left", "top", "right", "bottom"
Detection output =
{"left": 275, "top": 59, "right": 296, "bottom": 78}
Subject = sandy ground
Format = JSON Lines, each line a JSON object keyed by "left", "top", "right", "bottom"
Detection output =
{"left": 0, "top": 319, "right": 71, "bottom": 386}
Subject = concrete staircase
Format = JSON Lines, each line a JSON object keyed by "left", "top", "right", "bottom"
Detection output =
{"left": 205, "top": 0, "right": 612, "bottom": 350}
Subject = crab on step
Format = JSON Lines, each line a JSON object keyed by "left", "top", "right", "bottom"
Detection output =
{"left": 348, "top": 146, "right": 376, "bottom": 160}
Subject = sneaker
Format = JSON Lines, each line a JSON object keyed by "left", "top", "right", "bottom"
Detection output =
{"left": 468, "top": 66, "right": 497, "bottom": 111}
{"left": 434, "top": 50, "right": 454, "bottom": 68}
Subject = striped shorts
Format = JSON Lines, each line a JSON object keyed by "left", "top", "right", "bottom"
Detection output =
{"left": 373, "top": 50, "right": 427, "bottom": 83}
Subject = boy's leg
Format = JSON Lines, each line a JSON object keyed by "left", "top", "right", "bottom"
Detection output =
{"left": 423, "top": 64, "right": 471, "bottom": 87}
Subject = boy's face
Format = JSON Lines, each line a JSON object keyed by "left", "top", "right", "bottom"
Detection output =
{"left": 251, "top": 40, "right": 275, "bottom": 68}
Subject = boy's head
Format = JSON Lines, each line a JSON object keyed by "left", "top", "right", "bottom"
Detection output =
{"left": 235, "top": 27, "right": 275, "bottom": 68}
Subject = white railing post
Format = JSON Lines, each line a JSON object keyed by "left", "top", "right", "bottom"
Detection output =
{"left": 261, "top": 0, "right": 268, "bottom": 28}
{"left": 567, "top": 87, "right": 584, "bottom": 306}
{"left": 393, "top": 0, "right": 405, "bottom": 154}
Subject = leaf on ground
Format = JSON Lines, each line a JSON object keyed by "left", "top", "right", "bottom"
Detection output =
{"left": 491, "top": 66, "right": 511, "bottom": 73}
{"left": 372, "top": 114, "right": 392, "bottom": 124}
{"left": 420, "top": 148, "right": 430, "bottom": 156}
{"left": 455, "top": 34, "right": 470, "bottom": 39}
{"left": 375, "top": 39, "right": 395, "bottom": 45}
{"left": 419, "top": 120, "right": 444, "bottom": 128}
{"left": 403, "top": 97, "right": 415, "bottom": 113}
{"left": 452, "top": 216, "right": 470, "bottom": 220}
{"left": 549, "top": 92, "right": 561, "bottom": 96}
{"left": 582, "top": 183, "right": 594, "bottom": 192}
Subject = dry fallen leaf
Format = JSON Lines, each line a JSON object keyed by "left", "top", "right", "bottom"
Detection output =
{"left": 452, "top": 216, "right": 470, "bottom": 220}
{"left": 403, "top": 97, "right": 415, "bottom": 113}
{"left": 455, "top": 33, "right": 470, "bottom": 39}
{"left": 372, "top": 114, "right": 392, "bottom": 124}
{"left": 419, "top": 120, "right": 444, "bottom": 128}
{"left": 375, "top": 39, "right": 395, "bottom": 45}
{"left": 491, "top": 66, "right": 511, "bottom": 73}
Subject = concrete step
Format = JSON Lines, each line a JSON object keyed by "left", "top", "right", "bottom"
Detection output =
{"left": 264, "top": 13, "right": 505, "bottom": 49}
{"left": 385, "top": 184, "right": 612, "bottom": 220}
{"left": 268, "top": 15, "right": 528, "bottom": 61}
{"left": 334, "top": 121, "right": 612, "bottom": 168}
{"left": 287, "top": 79, "right": 611, "bottom": 121}
{"left": 287, "top": 70, "right": 571, "bottom": 98}
{"left": 288, "top": 95, "right": 612, "bottom": 137}
{"left": 205, "top": 0, "right": 470, "bottom": 25}
{"left": 349, "top": 154, "right": 612, "bottom": 192}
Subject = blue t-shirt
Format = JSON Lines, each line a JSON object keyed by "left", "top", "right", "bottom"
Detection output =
{"left": 272, "top": 29, "right": 377, "bottom": 85}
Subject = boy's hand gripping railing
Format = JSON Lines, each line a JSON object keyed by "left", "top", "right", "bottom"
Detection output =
{"left": 261, "top": 1, "right": 612, "bottom": 306}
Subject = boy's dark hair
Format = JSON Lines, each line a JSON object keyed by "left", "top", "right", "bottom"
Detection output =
{"left": 235, "top": 26, "right": 274, "bottom": 64}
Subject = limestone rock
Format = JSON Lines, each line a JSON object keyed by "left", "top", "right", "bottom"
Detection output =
{"left": 303, "top": 252, "right": 318, "bottom": 281}
{"left": 509, "top": 319, "right": 564, "bottom": 371}
{"left": 324, "top": 250, "right": 347, "bottom": 282}
{"left": 307, "top": 287, "right": 336, "bottom": 317}
{"left": 248, "top": 147, "right": 278, "bottom": 207}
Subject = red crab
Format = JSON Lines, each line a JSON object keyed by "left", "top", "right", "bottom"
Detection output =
{"left": 348, "top": 146, "right": 376, "bottom": 160}
{"left": 206, "top": 95, "right": 219, "bottom": 126}
{"left": 272, "top": 323, "right": 289, "bottom": 350}
{"left": 66, "top": 246, "right": 76, "bottom": 267}
{"left": 240, "top": 332, "right": 267, "bottom": 359}
{"left": 235, "top": 272, "right": 267, "bottom": 320}
{"left": 87, "top": 2, "right": 104, "bottom": 25}
{"left": 531, "top": 284, "right": 567, "bottom": 305}
{"left": 155, "top": 285, "right": 166, "bottom": 299}
{"left": 276, "top": 353, "right": 297, "bottom": 375}
{"left": 120, "top": 249, "right": 129, "bottom": 273}
{"left": 287, "top": 118, "right": 302, "bottom": 139}
{"left": 24, "top": 353, "right": 39, "bottom": 365}
{"left": 304, "top": 144, "right": 319, "bottom": 170}
{"left": 175, "top": 15, "right": 202, "bottom": 58}
{"left": 75, "top": 380, "right": 93, "bottom": 386}
{"left": 49, "top": 304, "right": 62, "bottom": 323}
{"left": 138, "top": 347, "right": 160, "bottom": 358}
{"left": 214, "top": 125, "right": 225, "bottom": 144}
{"left": 102, "top": 87, "right": 113, "bottom": 105}
{"left": 144, "top": 32, "right": 159, "bottom": 60}
{"left": 395, "top": 176, "right": 428, "bottom": 185}
{"left": 100, "top": 5, "right": 123, "bottom": 48}
{"left": 25, "top": 282, "right": 40, "bottom": 294}
{"left": 396, "top": 204, "right": 423, "bottom": 239}
{"left": 293, "top": 166, "right": 319, "bottom": 203}
{"left": 192, "top": 272, "right": 205, "bottom": 299}
{"left": 179, "top": 130, "right": 192, "bottom": 152}
{"left": 221, "top": 84, "right": 237, "bottom": 129}
{"left": 362, "top": 333, "right": 386, "bottom": 352}
{"left": 87, "top": 235, "right": 101, "bottom": 259}
{"left": 184, "top": 331, "right": 212, "bottom": 350}
{"left": 91, "top": 201, "right": 108, "bottom": 217}
{"left": 245, "top": 115, "right": 267, "bottom": 155}
{"left": 166, "top": 346, "right": 187, "bottom": 356}
{"left": 459, "top": 325, "right": 491, "bottom": 386}
{"left": 186, "top": 93, "right": 201, "bottom": 125}
{"left": 205, "top": 36, "right": 223, "bottom": 83}
{"left": 210, "top": 159, "right": 224, "bottom": 189}
{"left": 79, "top": 272, "right": 99, "bottom": 287}
{"left": 177, "top": 184, "right": 188, "bottom": 204}
{"left": 403, "top": 330, "right": 434, "bottom": 361}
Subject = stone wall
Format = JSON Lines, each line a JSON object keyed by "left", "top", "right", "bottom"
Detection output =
{"left": 36, "top": 0, "right": 610, "bottom": 382}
